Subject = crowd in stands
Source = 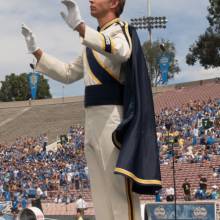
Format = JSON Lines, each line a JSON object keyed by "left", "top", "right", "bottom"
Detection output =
{"left": 0, "top": 125, "right": 88, "bottom": 213}
{"left": 156, "top": 98, "right": 220, "bottom": 165}
{"left": 156, "top": 175, "right": 220, "bottom": 202}
{"left": 0, "top": 98, "right": 220, "bottom": 211}
{"left": 155, "top": 98, "right": 220, "bottom": 201}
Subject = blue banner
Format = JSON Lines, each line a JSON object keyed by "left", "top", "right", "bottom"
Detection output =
{"left": 160, "top": 63, "right": 170, "bottom": 83}
{"left": 158, "top": 54, "right": 171, "bottom": 84}
{"left": 146, "top": 203, "right": 215, "bottom": 220}
{"left": 28, "top": 72, "right": 40, "bottom": 100}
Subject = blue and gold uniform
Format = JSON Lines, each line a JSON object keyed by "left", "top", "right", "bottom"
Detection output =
{"left": 36, "top": 19, "right": 142, "bottom": 220}
{"left": 36, "top": 18, "right": 131, "bottom": 87}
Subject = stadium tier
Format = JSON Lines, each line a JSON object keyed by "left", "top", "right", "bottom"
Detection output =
{"left": 0, "top": 78, "right": 220, "bottom": 217}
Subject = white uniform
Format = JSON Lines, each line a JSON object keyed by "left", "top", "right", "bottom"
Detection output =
{"left": 36, "top": 18, "right": 141, "bottom": 220}
{"left": 76, "top": 198, "right": 87, "bottom": 210}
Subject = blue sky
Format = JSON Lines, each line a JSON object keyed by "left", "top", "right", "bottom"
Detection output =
{"left": 0, "top": 0, "right": 219, "bottom": 97}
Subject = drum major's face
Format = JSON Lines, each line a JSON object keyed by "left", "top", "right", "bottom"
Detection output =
{"left": 89, "top": 0, "right": 117, "bottom": 18}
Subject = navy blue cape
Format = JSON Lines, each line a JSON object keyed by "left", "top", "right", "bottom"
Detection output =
{"left": 112, "top": 26, "right": 162, "bottom": 195}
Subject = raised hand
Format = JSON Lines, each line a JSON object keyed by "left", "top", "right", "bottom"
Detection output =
{"left": 21, "top": 24, "right": 39, "bottom": 54}
{"left": 60, "top": 0, "right": 84, "bottom": 30}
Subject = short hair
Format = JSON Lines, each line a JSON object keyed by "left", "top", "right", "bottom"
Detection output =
{"left": 116, "top": 0, "right": 126, "bottom": 17}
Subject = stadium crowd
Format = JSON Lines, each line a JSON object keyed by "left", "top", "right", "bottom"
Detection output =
{"left": 0, "top": 125, "right": 88, "bottom": 213}
{"left": 157, "top": 98, "right": 220, "bottom": 165}
{"left": 0, "top": 98, "right": 220, "bottom": 210}
{"left": 156, "top": 98, "right": 220, "bottom": 201}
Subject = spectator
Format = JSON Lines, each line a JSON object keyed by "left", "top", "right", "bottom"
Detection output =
{"left": 210, "top": 185, "right": 219, "bottom": 200}
{"left": 43, "top": 133, "right": 48, "bottom": 152}
{"left": 75, "top": 195, "right": 87, "bottom": 217}
{"left": 36, "top": 185, "right": 43, "bottom": 199}
{"left": 54, "top": 193, "right": 62, "bottom": 204}
{"left": 182, "top": 178, "right": 191, "bottom": 201}
{"left": 166, "top": 187, "right": 174, "bottom": 202}
{"left": 76, "top": 209, "right": 84, "bottom": 220}
{"left": 11, "top": 193, "right": 19, "bottom": 215}
{"left": 21, "top": 196, "right": 28, "bottom": 209}
{"left": 155, "top": 190, "right": 162, "bottom": 202}
{"left": 199, "top": 175, "right": 207, "bottom": 193}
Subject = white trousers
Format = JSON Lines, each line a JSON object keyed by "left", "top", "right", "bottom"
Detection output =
{"left": 84, "top": 105, "right": 141, "bottom": 220}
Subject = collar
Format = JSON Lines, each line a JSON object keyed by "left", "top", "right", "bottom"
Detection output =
{"left": 97, "top": 18, "right": 120, "bottom": 32}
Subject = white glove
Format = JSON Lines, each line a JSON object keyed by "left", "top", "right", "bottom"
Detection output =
{"left": 60, "top": 0, "right": 84, "bottom": 30}
{"left": 21, "top": 24, "right": 39, "bottom": 53}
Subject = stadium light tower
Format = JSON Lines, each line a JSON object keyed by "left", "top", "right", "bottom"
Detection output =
{"left": 130, "top": 0, "right": 167, "bottom": 44}
{"left": 130, "top": 0, "right": 168, "bottom": 84}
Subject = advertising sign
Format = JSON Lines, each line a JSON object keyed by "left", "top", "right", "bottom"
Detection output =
{"left": 145, "top": 202, "right": 215, "bottom": 220}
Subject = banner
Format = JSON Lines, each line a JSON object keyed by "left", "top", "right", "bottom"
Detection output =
{"left": 158, "top": 54, "right": 171, "bottom": 84}
{"left": 160, "top": 63, "right": 170, "bottom": 83}
{"left": 28, "top": 72, "right": 40, "bottom": 100}
{"left": 145, "top": 202, "right": 215, "bottom": 220}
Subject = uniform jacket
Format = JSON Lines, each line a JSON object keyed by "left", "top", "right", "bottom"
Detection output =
{"left": 35, "top": 18, "right": 131, "bottom": 87}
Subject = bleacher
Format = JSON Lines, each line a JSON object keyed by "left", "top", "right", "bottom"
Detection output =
{"left": 0, "top": 97, "right": 84, "bottom": 143}
{"left": 154, "top": 78, "right": 220, "bottom": 113}
{"left": 0, "top": 78, "right": 219, "bottom": 143}
{"left": 0, "top": 78, "right": 220, "bottom": 216}
{"left": 160, "top": 155, "right": 220, "bottom": 200}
